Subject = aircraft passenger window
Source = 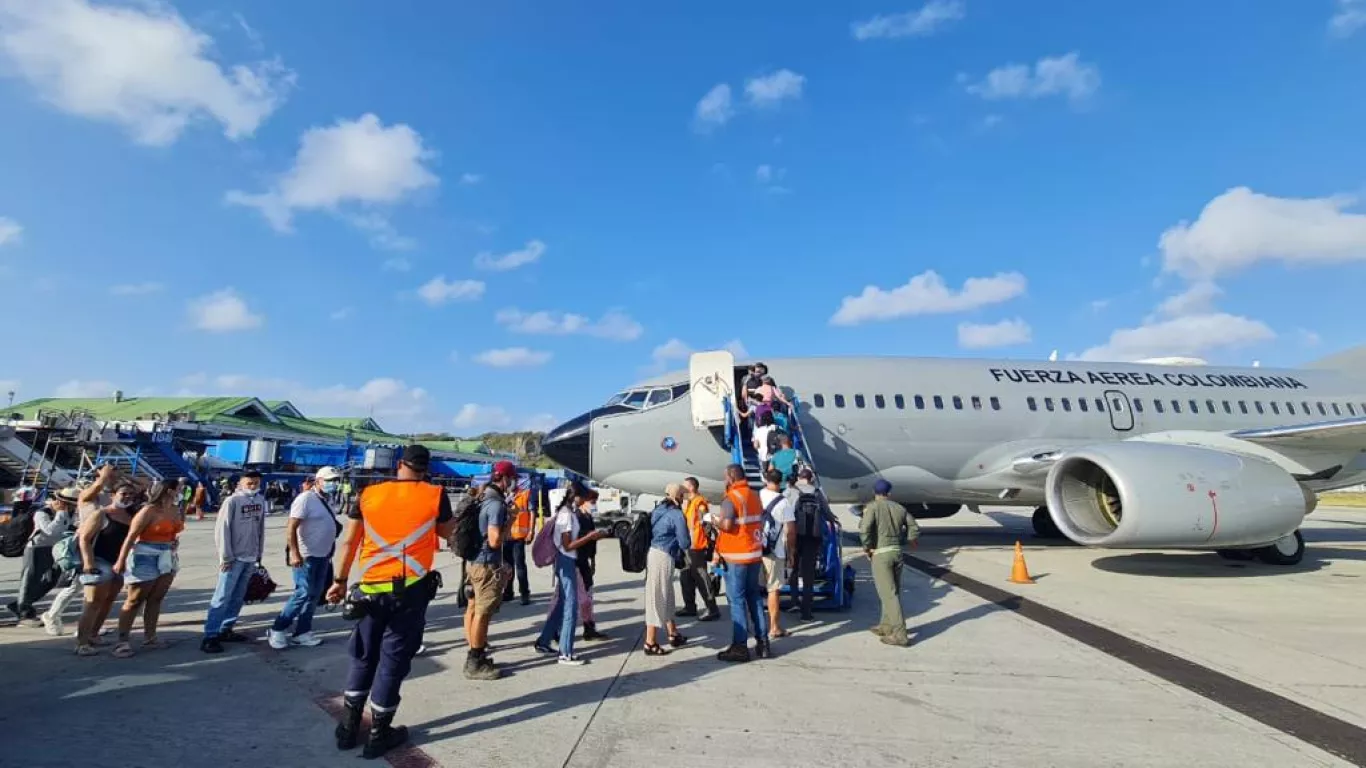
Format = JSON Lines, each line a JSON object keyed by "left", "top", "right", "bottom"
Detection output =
{"left": 813, "top": 394, "right": 825, "bottom": 408}
{"left": 1131, "top": 398, "right": 1141, "bottom": 412}
{"left": 1044, "top": 397, "right": 1055, "bottom": 412}
{"left": 1270, "top": 402, "right": 1280, "bottom": 415}
{"left": 834, "top": 395, "right": 846, "bottom": 408}
{"left": 914, "top": 395, "right": 925, "bottom": 409}
{"left": 1206, "top": 400, "right": 1216, "bottom": 413}
{"left": 1027, "top": 397, "right": 1037, "bottom": 411}
{"left": 1095, "top": 398, "right": 1106, "bottom": 411}
{"left": 1302, "top": 401, "right": 1311, "bottom": 414}
{"left": 952, "top": 396, "right": 963, "bottom": 410}
{"left": 1285, "top": 402, "right": 1295, "bottom": 415}
{"left": 1171, "top": 400, "right": 1181, "bottom": 413}
{"left": 1255, "top": 402, "right": 1264, "bottom": 414}
{"left": 1332, "top": 403, "right": 1342, "bottom": 416}
{"left": 933, "top": 396, "right": 944, "bottom": 410}
{"left": 646, "top": 389, "right": 672, "bottom": 408}
{"left": 1223, "top": 401, "right": 1232, "bottom": 414}
{"left": 624, "top": 391, "right": 649, "bottom": 408}
{"left": 855, "top": 394, "right": 866, "bottom": 409}
{"left": 1189, "top": 399, "right": 1199, "bottom": 413}
{"left": 895, "top": 395, "right": 905, "bottom": 409}
{"left": 1349, "top": 403, "right": 1358, "bottom": 416}
{"left": 1154, "top": 400, "right": 1164, "bottom": 413}
{"left": 990, "top": 396, "right": 1001, "bottom": 411}
{"left": 1317, "top": 402, "right": 1327, "bottom": 415}
{"left": 971, "top": 396, "right": 983, "bottom": 410}
{"left": 875, "top": 394, "right": 886, "bottom": 409}
{"left": 1079, "top": 398, "right": 1090, "bottom": 412}
{"left": 1112, "top": 397, "right": 1124, "bottom": 412}
{"left": 1061, "top": 398, "right": 1072, "bottom": 412}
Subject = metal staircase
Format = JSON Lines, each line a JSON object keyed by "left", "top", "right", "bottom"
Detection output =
{"left": 0, "top": 426, "right": 75, "bottom": 488}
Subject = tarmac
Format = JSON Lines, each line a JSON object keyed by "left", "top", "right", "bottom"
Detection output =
{"left": 2, "top": 504, "right": 1365, "bottom": 767}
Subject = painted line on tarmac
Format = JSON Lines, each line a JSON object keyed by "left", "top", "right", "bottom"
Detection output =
{"left": 901, "top": 552, "right": 1366, "bottom": 766}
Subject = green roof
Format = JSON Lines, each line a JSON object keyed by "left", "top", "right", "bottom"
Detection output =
{"left": 313, "top": 416, "right": 386, "bottom": 433}
{"left": 417, "top": 440, "right": 492, "bottom": 455}
{"left": 7, "top": 396, "right": 271, "bottom": 422}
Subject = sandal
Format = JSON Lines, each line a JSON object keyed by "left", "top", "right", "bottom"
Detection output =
{"left": 141, "top": 638, "right": 170, "bottom": 650}
{"left": 668, "top": 633, "right": 688, "bottom": 648}
{"left": 74, "top": 644, "right": 99, "bottom": 656}
{"left": 643, "top": 643, "right": 670, "bottom": 656}
{"left": 112, "top": 642, "right": 136, "bottom": 658}
{"left": 771, "top": 629, "right": 790, "bottom": 639}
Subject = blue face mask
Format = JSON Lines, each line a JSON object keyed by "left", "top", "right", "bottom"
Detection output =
{"left": 321, "top": 480, "right": 339, "bottom": 494}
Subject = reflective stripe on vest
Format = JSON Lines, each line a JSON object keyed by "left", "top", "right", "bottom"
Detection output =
{"left": 685, "top": 496, "right": 708, "bottom": 550}
{"left": 356, "top": 481, "right": 442, "bottom": 586}
{"left": 716, "top": 483, "right": 762, "bottom": 564}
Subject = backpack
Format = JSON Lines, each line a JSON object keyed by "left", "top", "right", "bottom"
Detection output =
{"left": 0, "top": 504, "right": 35, "bottom": 558}
{"left": 793, "top": 492, "right": 824, "bottom": 540}
{"left": 244, "top": 565, "right": 277, "bottom": 604}
{"left": 760, "top": 495, "right": 784, "bottom": 556}
{"left": 52, "top": 532, "right": 81, "bottom": 572}
{"left": 531, "top": 510, "right": 558, "bottom": 568}
{"left": 766, "top": 429, "right": 785, "bottom": 456}
{"left": 451, "top": 490, "right": 485, "bottom": 562}
{"left": 619, "top": 510, "right": 652, "bottom": 573}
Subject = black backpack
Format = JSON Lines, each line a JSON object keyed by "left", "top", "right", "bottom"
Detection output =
{"left": 766, "top": 429, "right": 785, "bottom": 456}
{"left": 451, "top": 491, "right": 485, "bottom": 562}
{"left": 0, "top": 502, "right": 35, "bottom": 558}
{"left": 619, "top": 510, "right": 653, "bottom": 573}
{"left": 760, "top": 495, "right": 784, "bottom": 555}
{"left": 793, "top": 492, "right": 824, "bottom": 541}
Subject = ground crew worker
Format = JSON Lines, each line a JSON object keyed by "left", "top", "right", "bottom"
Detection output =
{"left": 714, "top": 464, "right": 769, "bottom": 662}
{"left": 859, "top": 479, "right": 917, "bottom": 647}
{"left": 677, "top": 477, "right": 719, "bottom": 621}
{"left": 327, "top": 445, "right": 454, "bottom": 759}
{"left": 501, "top": 480, "right": 534, "bottom": 606}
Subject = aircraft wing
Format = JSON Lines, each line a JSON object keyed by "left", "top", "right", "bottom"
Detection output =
{"left": 1231, "top": 415, "right": 1366, "bottom": 452}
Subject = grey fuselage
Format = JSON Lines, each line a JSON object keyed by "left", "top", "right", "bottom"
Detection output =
{"left": 569, "top": 357, "right": 1366, "bottom": 507}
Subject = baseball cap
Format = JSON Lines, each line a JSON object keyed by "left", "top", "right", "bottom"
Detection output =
{"left": 401, "top": 445, "right": 431, "bottom": 471}
{"left": 315, "top": 466, "right": 341, "bottom": 481}
{"left": 873, "top": 479, "right": 893, "bottom": 495}
{"left": 492, "top": 459, "right": 518, "bottom": 479}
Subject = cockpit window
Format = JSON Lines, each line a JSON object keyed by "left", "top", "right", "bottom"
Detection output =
{"left": 605, "top": 392, "right": 629, "bottom": 407}
{"left": 624, "top": 391, "right": 649, "bottom": 408}
{"left": 607, "top": 385, "right": 684, "bottom": 410}
{"left": 646, "top": 389, "right": 672, "bottom": 407}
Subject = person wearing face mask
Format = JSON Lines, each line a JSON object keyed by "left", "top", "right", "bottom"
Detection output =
{"left": 267, "top": 466, "right": 343, "bottom": 650}
{"left": 201, "top": 470, "right": 267, "bottom": 654}
{"left": 73, "top": 474, "right": 139, "bottom": 656}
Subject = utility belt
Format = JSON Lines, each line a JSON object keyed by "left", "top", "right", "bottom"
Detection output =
{"left": 341, "top": 570, "right": 442, "bottom": 621}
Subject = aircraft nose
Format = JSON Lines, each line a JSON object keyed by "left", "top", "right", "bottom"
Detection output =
{"left": 542, "top": 410, "right": 594, "bottom": 476}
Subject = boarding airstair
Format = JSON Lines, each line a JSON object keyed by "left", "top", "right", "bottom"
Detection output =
{"left": 0, "top": 426, "right": 76, "bottom": 489}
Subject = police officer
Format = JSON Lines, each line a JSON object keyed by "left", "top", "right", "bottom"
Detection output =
{"left": 327, "top": 445, "right": 455, "bottom": 759}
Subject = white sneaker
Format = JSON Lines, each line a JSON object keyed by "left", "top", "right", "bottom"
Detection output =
{"left": 267, "top": 629, "right": 289, "bottom": 650}
{"left": 42, "top": 614, "right": 62, "bottom": 636}
{"left": 416, "top": 644, "right": 427, "bottom": 655}
{"left": 558, "top": 655, "right": 587, "bottom": 666}
{"left": 289, "top": 632, "right": 322, "bottom": 647}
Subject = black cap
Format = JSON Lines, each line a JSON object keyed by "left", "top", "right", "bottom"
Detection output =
{"left": 402, "top": 445, "right": 431, "bottom": 471}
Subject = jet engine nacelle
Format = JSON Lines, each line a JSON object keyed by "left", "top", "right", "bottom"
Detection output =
{"left": 1044, "top": 441, "right": 1316, "bottom": 550}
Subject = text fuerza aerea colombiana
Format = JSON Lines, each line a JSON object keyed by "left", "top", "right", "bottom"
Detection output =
{"left": 988, "top": 368, "right": 1309, "bottom": 390}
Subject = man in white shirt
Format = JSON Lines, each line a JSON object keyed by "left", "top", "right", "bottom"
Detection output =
{"left": 758, "top": 469, "right": 795, "bottom": 641}
{"left": 268, "top": 467, "right": 342, "bottom": 649}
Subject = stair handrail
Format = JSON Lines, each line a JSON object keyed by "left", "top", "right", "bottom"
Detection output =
{"left": 721, "top": 398, "right": 744, "bottom": 466}
{"left": 785, "top": 393, "right": 818, "bottom": 474}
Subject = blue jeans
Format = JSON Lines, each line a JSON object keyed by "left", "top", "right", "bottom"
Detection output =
{"left": 271, "top": 557, "right": 331, "bottom": 636}
{"left": 537, "top": 553, "right": 578, "bottom": 657}
{"left": 724, "top": 561, "right": 768, "bottom": 647}
{"left": 204, "top": 560, "right": 254, "bottom": 638}
{"left": 501, "top": 539, "right": 530, "bottom": 599}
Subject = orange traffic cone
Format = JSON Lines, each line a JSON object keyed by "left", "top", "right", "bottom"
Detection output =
{"left": 1008, "top": 541, "right": 1035, "bottom": 585}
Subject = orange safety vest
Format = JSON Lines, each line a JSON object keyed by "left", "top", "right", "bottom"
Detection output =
{"left": 684, "top": 496, "right": 709, "bottom": 551}
{"left": 716, "top": 482, "right": 763, "bottom": 564}
{"left": 356, "top": 480, "right": 443, "bottom": 589}
{"left": 509, "top": 488, "right": 533, "bottom": 540}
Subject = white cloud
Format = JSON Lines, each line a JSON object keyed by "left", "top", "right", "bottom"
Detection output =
{"left": 452, "top": 403, "right": 511, "bottom": 432}
{"left": 756, "top": 165, "right": 773, "bottom": 183}
{"left": 459, "top": 172, "right": 483, "bottom": 185}
{"left": 382, "top": 257, "right": 412, "bottom": 272}
{"left": 1330, "top": 0, "right": 1366, "bottom": 36}
{"left": 330, "top": 307, "right": 352, "bottom": 321}
{"left": 1158, "top": 186, "right": 1366, "bottom": 280}
{"left": 178, "top": 372, "right": 433, "bottom": 432}
{"left": 187, "top": 288, "right": 263, "bottom": 332}
{"left": 1299, "top": 329, "right": 1322, "bottom": 347}
{"left": 53, "top": 379, "right": 116, "bottom": 398}
{"left": 1078, "top": 313, "right": 1274, "bottom": 362}
{"left": 348, "top": 213, "right": 416, "bottom": 251}
{"left": 958, "top": 318, "right": 1032, "bottom": 349}
{"left": 694, "top": 83, "right": 733, "bottom": 130}
{"left": 524, "top": 413, "right": 558, "bottom": 433}
{"left": 831, "top": 270, "right": 1027, "bottom": 326}
{"left": 474, "top": 239, "right": 545, "bottom": 271}
{"left": 0, "top": 0, "right": 292, "bottom": 146}
{"left": 0, "top": 216, "right": 21, "bottom": 247}
{"left": 965, "top": 52, "right": 1100, "bottom": 103}
{"left": 650, "top": 338, "right": 748, "bottom": 371}
{"left": 851, "top": 0, "right": 966, "bottom": 40}
{"left": 1152, "top": 280, "right": 1221, "bottom": 319}
{"left": 495, "top": 308, "right": 643, "bottom": 341}
{"left": 417, "top": 276, "right": 484, "bottom": 306}
{"left": 474, "top": 347, "right": 552, "bottom": 368}
{"left": 110, "top": 282, "right": 163, "bottom": 296}
{"left": 745, "top": 69, "right": 805, "bottom": 108}
{"left": 226, "top": 113, "right": 438, "bottom": 232}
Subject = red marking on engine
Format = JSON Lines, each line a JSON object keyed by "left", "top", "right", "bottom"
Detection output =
{"left": 1186, "top": 483, "right": 1195, "bottom": 492}
{"left": 1204, "top": 491, "right": 1220, "bottom": 542}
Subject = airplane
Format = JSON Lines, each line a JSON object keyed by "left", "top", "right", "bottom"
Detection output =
{"left": 541, "top": 348, "right": 1366, "bottom": 566}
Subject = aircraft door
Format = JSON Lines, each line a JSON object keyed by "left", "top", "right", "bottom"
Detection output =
{"left": 1104, "top": 389, "right": 1134, "bottom": 431}
{"left": 689, "top": 350, "right": 736, "bottom": 430}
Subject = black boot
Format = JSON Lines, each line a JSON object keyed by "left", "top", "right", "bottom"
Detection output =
{"left": 362, "top": 708, "right": 409, "bottom": 760}
{"left": 335, "top": 695, "right": 365, "bottom": 751}
{"left": 582, "top": 622, "right": 609, "bottom": 641}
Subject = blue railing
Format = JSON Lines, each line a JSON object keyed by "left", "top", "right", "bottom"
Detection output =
{"left": 786, "top": 393, "right": 819, "bottom": 475}
{"left": 722, "top": 398, "right": 744, "bottom": 466}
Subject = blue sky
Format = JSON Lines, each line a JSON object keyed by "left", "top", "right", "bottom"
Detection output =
{"left": 2, "top": 0, "right": 1365, "bottom": 435}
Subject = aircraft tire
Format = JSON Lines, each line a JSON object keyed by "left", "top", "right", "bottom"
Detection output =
{"left": 1254, "top": 530, "right": 1305, "bottom": 566}
{"left": 1216, "top": 549, "right": 1257, "bottom": 561}
{"left": 1032, "top": 507, "right": 1063, "bottom": 539}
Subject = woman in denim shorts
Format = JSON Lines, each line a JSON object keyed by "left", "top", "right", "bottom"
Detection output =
{"left": 111, "top": 481, "right": 185, "bottom": 657}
